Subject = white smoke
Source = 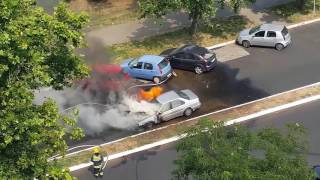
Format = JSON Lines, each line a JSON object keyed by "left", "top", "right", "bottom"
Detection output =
{"left": 33, "top": 88, "right": 160, "bottom": 135}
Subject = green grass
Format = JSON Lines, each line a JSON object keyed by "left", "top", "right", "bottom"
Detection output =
{"left": 270, "top": 1, "right": 320, "bottom": 23}
{"left": 109, "top": 16, "right": 251, "bottom": 64}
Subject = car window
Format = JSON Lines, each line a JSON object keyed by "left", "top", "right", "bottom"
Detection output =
{"left": 267, "top": 31, "right": 276, "bottom": 37}
{"left": 160, "top": 102, "right": 171, "bottom": 113}
{"left": 184, "top": 53, "right": 194, "bottom": 59}
{"left": 144, "top": 63, "right": 153, "bottom": 70}
{"left": 254, "top": 31, "right": 265, "bottom": 37}
{"left": 174, "top": 52, "right": 186, "bottom": 59}
{"left": 171, "top": 100, "right": 185, "bottom": 109}
{"left": 158, "top": 59, "right": 169, "bottom": 69}
{"left": 132, "top": 62, "right": 143, "bottom": 69}
{"left": 249, "top": 25, "right": 261, "bottom": 34}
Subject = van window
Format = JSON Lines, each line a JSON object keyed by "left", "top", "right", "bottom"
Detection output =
{"left": 158, "top": 59, "right": 169, "bottom": 69}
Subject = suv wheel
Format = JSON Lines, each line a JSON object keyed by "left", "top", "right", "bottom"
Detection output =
{"left": 184, "top": 108, "right": 193, "bottom": 117}
{"left": 275, "top": 43, "right": 284, "bottom": 51}
{"left": 153, "top": 77, "right": 161, "bottom": 84}
{"left": 242, "top": 40, "right": 250, "bottom": 48}
{"left": 194, "top": 66, "right": 204, "bottom": 74}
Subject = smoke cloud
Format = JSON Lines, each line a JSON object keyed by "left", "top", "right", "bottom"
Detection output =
{"left": 33, "top": 87, "right": 160, "bottom": 135}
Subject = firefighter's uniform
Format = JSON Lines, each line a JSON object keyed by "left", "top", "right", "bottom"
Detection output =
{"left": 91, "top": 147, "right": 104, "bottom": 177}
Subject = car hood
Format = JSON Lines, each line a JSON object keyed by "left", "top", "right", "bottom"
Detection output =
{"left": 138, "top": 115, "right": 157, "bottom": 126}
{"left": 120, "top": 58, "right": 133, "bottom": 71}
{"left": 239, "top": 29, "right": 251, "bottom": 36}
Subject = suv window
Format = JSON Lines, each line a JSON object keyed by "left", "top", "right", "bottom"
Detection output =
{"left": 267, "top": 31, "right": 276, "bottom": 37}
{"left": 144, "top": 63, "right": 153, "bottom": 70}
{"left": 171, "top": 100, "right": 185, "bottom": 109}
{"left": 254, "top": 31, "right": 265, "bottom": 37}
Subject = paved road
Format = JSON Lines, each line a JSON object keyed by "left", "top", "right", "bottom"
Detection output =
{"left": 72, "top": 99, "right": 320, "bottom": 179}
{"left": 68, "top": 21, "right": 320, "bottom": 149}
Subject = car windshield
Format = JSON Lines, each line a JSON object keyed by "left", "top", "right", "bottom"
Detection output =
{"left": 249, "top": 25, "right": 261, "bottom": 35}
{"left": 176, "top": 91, "right": 190, "bottom": 100}
{"left": 128, "top": 58, "right": 138, "bottom": 66}
{"left": 158, "top": 59, "right": 169, "bottom": 69}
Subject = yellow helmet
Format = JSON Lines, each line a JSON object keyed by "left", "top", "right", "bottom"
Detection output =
{"left": 93, "top": 146, "right": 100, "bottom": 153}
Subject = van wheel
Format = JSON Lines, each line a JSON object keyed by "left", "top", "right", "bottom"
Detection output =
{"left": 184, "top": 108, "right": 193, "bottom": 117}
{"left": 153, "top": 77, "right": 161, "bottom": 84}
{"left": 145, "top": 122, "right": 155, "bottom": 129}
{"left": 275, "top": 43, "right": 284, "bottom": 51}
{"left": 194, "top": 66, "right": 204, "bottom": 74}
{"left": 242, "top": 40, "right": 250, "bottom": 48}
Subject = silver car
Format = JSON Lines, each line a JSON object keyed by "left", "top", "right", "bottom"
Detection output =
{"left": 236, "top": 24, "right": 291, "bottom": 51}
{"left": 138, "top": 89, "right": 201, "bottom": 128}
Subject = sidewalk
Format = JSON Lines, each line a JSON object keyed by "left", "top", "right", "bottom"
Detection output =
{"left": 86, "top": 0, "right": 293, "bottom": 46}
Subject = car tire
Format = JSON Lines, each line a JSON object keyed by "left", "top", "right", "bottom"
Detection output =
{"left": 242, "top": 40, "right": 250, "bottom": 48}
{"left": 145, "top": 122, "right": 155, "bottom": 129}
{"left": 275, "top": 43, "right": 284, "bottom": 51}
{"left": 194, "top": 65, "right": 204, "bottom": 74}
{"left": 153, "top": 77, "right": 161, "bottom": 84}
{"left": 184, "top": 108, "right": 193, "bottom": 117}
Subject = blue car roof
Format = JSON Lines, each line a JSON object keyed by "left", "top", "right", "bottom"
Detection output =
{"left": 138, "top": 55, "right": 164, "bottom": 64}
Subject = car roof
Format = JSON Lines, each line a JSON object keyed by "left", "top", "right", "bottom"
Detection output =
{"left": 91, "top": 64, "right": 123, "bottom": 74}
{"left": 138, "top": 55, "right": 165, "bottom": 64}
{"left": 174, "top": 44, "right": 208, "bottom": 55}
{"left": 260, "top": 24, "right": 285, "bottom": 31}
{"left": 156, "top": 90, "right": 181, "bottom": 104}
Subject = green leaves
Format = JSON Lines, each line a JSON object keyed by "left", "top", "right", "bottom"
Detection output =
{"left": 173, "top": 120, "right": 314, "bottom": 179}
{"left": 0, "top": 0, "right": 88, "bottom": 179}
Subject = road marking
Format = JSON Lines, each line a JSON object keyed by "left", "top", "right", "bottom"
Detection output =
{"left": 69, "top": 83, "right": 320, "bottom": 171}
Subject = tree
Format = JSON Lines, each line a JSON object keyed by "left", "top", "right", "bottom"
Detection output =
{"left": 296, "top": 0, "right": 307, "bottom": 10}
{"left": 138, "top": 0, "right": 255, "bottom": 35}
{"left": 0, "top": 0, "right": 89, "bottom": 179}
{"left": 173, "top": 120, "right": 314, "bottom": 180}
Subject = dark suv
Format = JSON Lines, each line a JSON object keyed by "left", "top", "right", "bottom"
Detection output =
{"left": 160, "top": 44, "right": 217, "bottom": 74}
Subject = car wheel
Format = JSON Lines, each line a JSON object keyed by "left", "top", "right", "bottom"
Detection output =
{"left": 153, "top": 77, "right": 161, "bottom": 84}
{"left": 145, "top": 122, "right": 155, "bottom": 129}
{"left": 275, "top": 43, "right": 284, "bottom": 51}
{"left": 184, "top": 108, "right": 193, "bottom": 117}
{"left": 194, "top": 66, "right": 204, "bottom": 74}
{"left": 242, "top": 40, "right": 250, "bottom": 48}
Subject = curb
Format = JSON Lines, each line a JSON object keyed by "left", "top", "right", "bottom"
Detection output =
{"left": 69, "top": 88, "right": 320, "bottom": 171}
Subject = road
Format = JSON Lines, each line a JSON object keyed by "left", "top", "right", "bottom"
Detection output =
{"left": 68, "top": 21, "right": 320, "bottom": 150}
{"left": 72, "top": 98, "right": 320, "bottom": 179}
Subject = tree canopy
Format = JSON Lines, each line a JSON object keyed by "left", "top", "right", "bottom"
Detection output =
{"left": 173, "top": 120, "right": 314, "bottom": 180}
{"left": 138, "top": 0, "right": 255, "bottom": 34}
{"left": 0, "top": 0, "right": 89, "bottom": 178}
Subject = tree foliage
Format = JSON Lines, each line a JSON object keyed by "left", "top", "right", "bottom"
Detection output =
{"left": 0, "top": 0, "right": 89, "bottom": 178}
{"left": 138, "top": 0, "right": 255, "bottom": 34}
{"left": 173, "top": 120, "right": 314, "bottom": 180}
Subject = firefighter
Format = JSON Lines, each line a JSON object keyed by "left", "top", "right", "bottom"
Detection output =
{"left": 91, "top": 146, "right": 104, "bottom": 178}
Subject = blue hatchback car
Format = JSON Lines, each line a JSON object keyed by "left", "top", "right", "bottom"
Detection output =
{"left": 121, "top": 55, "right": 173, "bottom": 83}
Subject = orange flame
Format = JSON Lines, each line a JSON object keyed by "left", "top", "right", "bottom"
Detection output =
{"left": 138, "top": 86, "right": 163, "bottom": 101}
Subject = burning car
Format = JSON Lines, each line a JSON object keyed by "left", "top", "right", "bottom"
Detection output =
{"left": 78, "top": 64, "right": 131, "bottom": 94}
{"left": 138, "top": 89, "right": 201, "bottom": 128}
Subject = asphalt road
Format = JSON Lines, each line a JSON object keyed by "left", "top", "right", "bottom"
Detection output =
{"left": 72, "top": 98, "right": 320, "bottom": 179}
{"left": 67, "top": 21, "right": 320, "bottom": 150}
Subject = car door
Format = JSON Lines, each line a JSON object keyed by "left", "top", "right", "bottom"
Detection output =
{"left": 142, "top": 62, "right": 155, "bottom": 79}
{"left": 183, "top": 53, "right": 197, "bottom": 70}
{"left": 171, "top": 52, "right": 185, "bottom": 69}
{"left": 169, "top": 99, "right": 186, "bottom": 119}
{"left": 129, "top": 61, "right": 144, "bottom": 78}
{"left": 158, "top": 102, "right": 172, "bottom": 121}
{"left": 251, "top": 31, "right": 266, "bottom": 46}
{"left": 265, "top": 31, "right": 277, "bottom": 47}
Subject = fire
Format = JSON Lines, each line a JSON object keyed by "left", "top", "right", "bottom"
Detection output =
{"left": 138, "top": 86, "right": 163, "bottom": 101}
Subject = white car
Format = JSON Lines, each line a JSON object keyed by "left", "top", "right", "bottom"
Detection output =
{"left": 138, "top": 89, "right": 201, "bottom": 128}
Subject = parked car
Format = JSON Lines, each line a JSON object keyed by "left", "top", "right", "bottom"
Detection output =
{"left": 78, "top": 64, "right": 131, "bottom": 92}
{"left": 138, "top": 89, "right": 201, "bottom": 128}
{"left": 160, "top": 44, "right": 217, "bottom": 74}
{"left": 121, "top": 55, "right": 173, "bottom": 83}
{"left": 236, "top": 23, "right": 291, "bottom": 51}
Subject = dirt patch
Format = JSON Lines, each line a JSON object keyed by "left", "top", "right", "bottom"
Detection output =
{"left": 57, "top": 83, "right": 320, "bottom": 168}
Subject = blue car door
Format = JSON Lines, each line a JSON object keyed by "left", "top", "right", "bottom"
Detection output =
{"left": 129, "top": 61, "right": 144, "bottom": 79}
{"left": 143, "top": 62, "right": 155, "bottom": 80}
